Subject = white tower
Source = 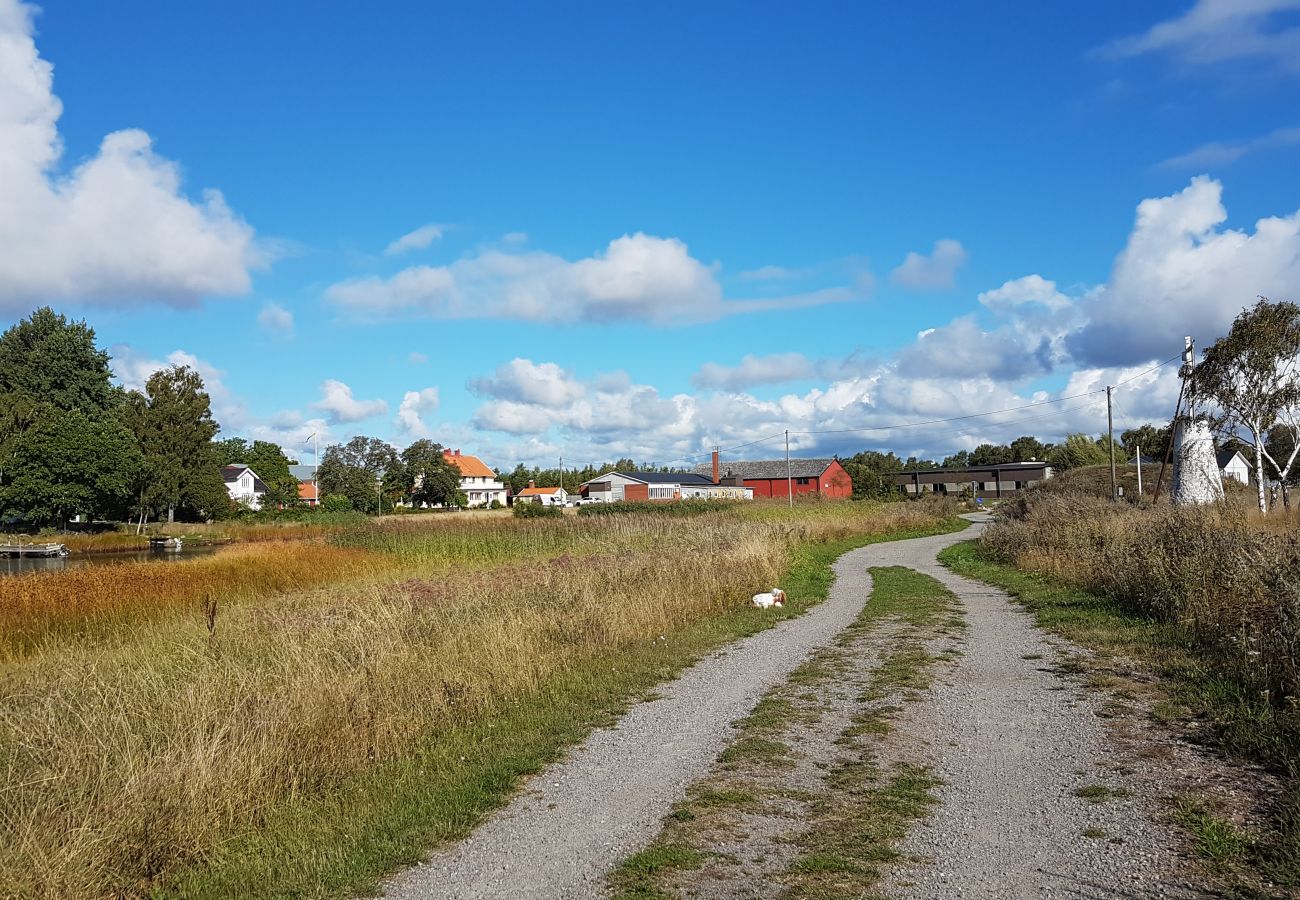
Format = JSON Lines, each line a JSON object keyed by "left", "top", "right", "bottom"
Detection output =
{"left": 1171, "top": 336, "right": 1224, "bottom": 506}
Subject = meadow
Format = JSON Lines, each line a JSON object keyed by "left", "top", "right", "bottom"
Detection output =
{"left": 0, "top": 498, "right": 961, "bottom": 899}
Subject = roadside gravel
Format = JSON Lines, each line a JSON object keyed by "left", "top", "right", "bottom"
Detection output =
{"left": 378, "top": 526, "right": 978, "bottom": 900}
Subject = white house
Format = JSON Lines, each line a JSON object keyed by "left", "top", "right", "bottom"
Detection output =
{"left": 443, "top": 449, "right": 509, "bottom": 507}
{"left": 222, "top": 464, "right": 267, "bottom": 510}
{"left": 578, "top": 470, "right": 752, "bottom": 502}
{"left": 517, "top": 483, "right": 568, "bottom": 506}
{"left": 1217, "top": 448, "right": 1250, "bottom": 485}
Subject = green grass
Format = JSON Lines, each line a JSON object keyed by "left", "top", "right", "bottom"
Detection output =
{"left": 1172, "top": 797, "right": 1251, "bottom": 862}
{"left": 1073, "top": 784, "right": 1130, "bottom": 804}
{"left": 155, "top": 517, "right": 969, "bottom": 899}
{"left": 939, "top": 539, "right": 1300, "bottom": 891}
{"left": 609, "top": 843, "right": 706, "bottom": 899}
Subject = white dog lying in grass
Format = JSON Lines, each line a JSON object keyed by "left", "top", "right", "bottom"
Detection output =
{"left": 751, "top": 588, "right": 786, "bottom": 609}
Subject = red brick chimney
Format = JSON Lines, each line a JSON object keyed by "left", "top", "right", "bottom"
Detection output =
{"left": 712, "top": 449, "right": 720, "bottom": 484}
{"left": 528, "top": 479, "right": 536, "bottom": 489}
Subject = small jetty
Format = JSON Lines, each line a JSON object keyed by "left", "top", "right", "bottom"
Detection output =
{"left": 148, "top": 536, "right": 184, "bottom": 552}
{"left": 0, "top": 542, "right": 69, "bottom": 558}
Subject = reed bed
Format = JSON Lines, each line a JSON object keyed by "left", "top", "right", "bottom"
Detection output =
{"left": 0, "top": 499, "right": 955, "bottom": 898}
{"left": 0, "top": 542, "right": 384, "bottom": 661}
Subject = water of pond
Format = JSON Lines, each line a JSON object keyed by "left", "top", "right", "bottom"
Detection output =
{"left": 0, "top": 546, "right": 221, "bottom": 577}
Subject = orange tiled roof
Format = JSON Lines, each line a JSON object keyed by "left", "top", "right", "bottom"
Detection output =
{"left": 518, "top": 486, "right": 562, "bottom": 496}
{"left": 298, "top": 481, "right": 318, "bottom": 501}
{"left": 443, "top": 450, "right": 496, "bottom": 478}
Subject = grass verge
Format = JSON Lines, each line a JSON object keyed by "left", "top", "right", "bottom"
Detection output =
{"left": 938, "top": 539, "right": 1300, "bottom": 891}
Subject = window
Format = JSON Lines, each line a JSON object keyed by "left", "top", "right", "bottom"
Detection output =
{"left": 796, "top": 477, "right": 811, "bottom": 485}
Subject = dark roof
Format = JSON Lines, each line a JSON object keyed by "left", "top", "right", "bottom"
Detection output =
{"left": 622, "top": 470, "right": 714, "bottom": 485}
{"left": 893, "top": 461, "right": 1051, "bottom": 476}
{"left": 1216, "top": 448, "right": 1247, "bottom": 468}
{"left": 692, "top": 458, "right": 838, "bottom": 480}
{"left": 221, "top": 464, "right": 248, "bottom": 483}
{"left": 288, "top": 464, "right": 316, "bottom": 482}
{"left": 581, "top": 470, "right": 713, "bottom": 487}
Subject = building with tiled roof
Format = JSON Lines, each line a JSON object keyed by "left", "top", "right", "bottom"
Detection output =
{"left": 443, "top": 449, "right": 508, "bottom": 507}
{"left": 517, "top": 483, "right": 569, "bottom": 506}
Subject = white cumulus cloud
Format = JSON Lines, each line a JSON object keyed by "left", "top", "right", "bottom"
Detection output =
{"left": 1069, "top": 175, "right": 1300, "bottom": 366}
{"left": 0, "top": 0, "right": 262, "bottom": 310}
{"left": 329, "top": 233, "right": 725, "bottom": 325}
{"left": 889, "top": 239, "right": 968, "bottom": 291}
{"left": 469, "top": 358, "right": 587, "bottom": 407}
{"left": 395, "top": 386, "right": 440, "bottom": 438}
{"left": 312, "top": 379, "right": 388, "bottom": 424}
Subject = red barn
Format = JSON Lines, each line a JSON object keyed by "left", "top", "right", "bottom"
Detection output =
{"left": 695, "top": 454, "right": 853, "bottom": 500}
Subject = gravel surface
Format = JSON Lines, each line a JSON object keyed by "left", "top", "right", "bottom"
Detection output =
{"left": 378, "top": 524, "right": 979, "bottom": 900}
{"left": 878, "top": 518, "right": 1207, "bottom": 899}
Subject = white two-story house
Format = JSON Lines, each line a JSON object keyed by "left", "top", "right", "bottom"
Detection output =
{"left": 443, "top": 449, "right": 508, "bottom": 508}
{"left": 222, "top": 464, "right": 267, "bottom": 510}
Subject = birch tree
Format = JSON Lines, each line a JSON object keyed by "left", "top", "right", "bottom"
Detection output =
{"left": 1188, "top": 298, "right": 1300, "bottom": 513}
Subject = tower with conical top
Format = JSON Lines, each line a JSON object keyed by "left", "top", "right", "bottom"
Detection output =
{"left": 1171, "top": 336, "right": 1224, "bottom": 506}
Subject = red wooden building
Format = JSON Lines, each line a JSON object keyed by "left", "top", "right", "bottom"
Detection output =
{"left": 695, "top": 453, "right": 853, "bottom": 500}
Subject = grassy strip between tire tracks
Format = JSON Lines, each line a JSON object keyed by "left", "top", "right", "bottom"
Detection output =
{"left": 153, "top": 517, "right": 969, "bottom": 899}
{"left": 609, "top": 566, "right": 962, "bottom": 900}
{"left": 938, "top": 540, "right": 1300, "bottom": 892}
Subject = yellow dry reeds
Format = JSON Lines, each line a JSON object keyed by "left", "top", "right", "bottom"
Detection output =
{"left": 0, "top": 500, "right": 956, "bottom": 898}
{"left": 0, "top": 542, "right": 384, "bottom": 660}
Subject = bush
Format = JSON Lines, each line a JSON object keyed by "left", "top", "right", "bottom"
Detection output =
{"left": 321, "top": 494, "right": 354, "bottom": 513}
{"left": 512, "top": 501, "right": 561, "bottom": 518}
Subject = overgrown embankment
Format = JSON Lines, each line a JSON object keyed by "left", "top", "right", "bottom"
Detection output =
{"left": 959, "top": 490, "right": 1300, "bottom": 888}
{"left": 0, "top": 498, "right": 959, "bottom": 899}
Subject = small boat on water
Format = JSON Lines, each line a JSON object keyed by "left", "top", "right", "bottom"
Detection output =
{"left": 148, "top": 536, "right": 184, "bottom": 552}
{"left": 0, "top": 542, "right": 69, "bottom": 558}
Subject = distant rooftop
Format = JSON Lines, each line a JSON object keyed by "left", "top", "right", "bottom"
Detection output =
{"left": 692, "top": 458, "right": 837, "bottom": 480}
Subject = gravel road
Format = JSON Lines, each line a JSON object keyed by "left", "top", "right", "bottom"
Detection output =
{"left": 876, "top": 521, "right": 1205, "bottom": 899}
{"left": 378, "top": 524, "right": 980, "bottom": 900}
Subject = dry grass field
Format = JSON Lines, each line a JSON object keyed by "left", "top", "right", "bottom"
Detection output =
{"left": 0, "top": 498, "right": 959, "bottom": 899}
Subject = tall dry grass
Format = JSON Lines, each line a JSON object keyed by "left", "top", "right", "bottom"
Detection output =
{"left": 0, "top": 500, "right": 954, "bottom": 898}
{"left": 985, "top": 491, "right": 1300, "bottom": 728}
{"left": 0, "top": 542, "right": 384, "bottom": 661}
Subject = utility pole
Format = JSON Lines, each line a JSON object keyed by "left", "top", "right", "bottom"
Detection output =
{"left": 785, "top": 429, "right": 793, "bottom": 508}
{"left": 1136, "top": 443, "right": 1143, "bottom": 500}
{"left": 1107, "top": 385, "right": 1117, "bottom": 501}
{"left": 559, "top": 455, "right": 563, "bottom": 496}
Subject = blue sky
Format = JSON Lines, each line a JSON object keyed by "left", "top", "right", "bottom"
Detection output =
{"left": 4, "top": 1, "right": 1300, "bottom": 468}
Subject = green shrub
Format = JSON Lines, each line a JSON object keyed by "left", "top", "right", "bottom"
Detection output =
{"left": 321, "top": 494, "right": 354, "bottom": 513}
{"left": 512, "top": 501, "right": 561, "bottom": 519}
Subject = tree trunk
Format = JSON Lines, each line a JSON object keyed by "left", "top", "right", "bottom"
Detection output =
{"left": 167, "top": 504, "right": 175, "bottom": 524}
{"left": 1254, "top": 429, "right": 1269, "bottom": 514}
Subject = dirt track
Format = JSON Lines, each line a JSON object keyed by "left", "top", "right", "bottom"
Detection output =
{"left": 379, "top": 516, "right": 1205, "bottom": 899}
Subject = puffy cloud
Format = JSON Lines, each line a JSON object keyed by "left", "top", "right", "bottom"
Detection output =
{"left": 1068, "top": 176, "right": 1300, "bottom": 366}
{"left": 312, "top": 379, "right": 388, "bottom": 423}
{"left": 692, "top": 353, "right": 815, "bottom": 390}
{"left": 978, "top": 275, "right": 1072, "bottom": 313}
{"left": 469, "top": 358, "right": 586, "bottom": 407}
{"left": 395, "top": 387, "right": 440, "bottom": 438}
{"left": 0, "top": 0, "right": 262, "bottom": 310}
{"left": 895, "top": 316, "right": 1061, "bottom": 382}
{"left": 1099, "top": 0, "right": 1300, "bottom": 72}
{"left": 257, "top": 303, "right": 294, "bottom": 337}
{"left": 889, "top": 239, "right": 968, "bottom": 291}
{"left": 384, "top": 224, "right": 442, "bottom": 255}
{"left": 329, "top": 233, "right": 724, "bottom": 324}
{"left": 1158, "top": 125, "right": 1300, "bottom": 170}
